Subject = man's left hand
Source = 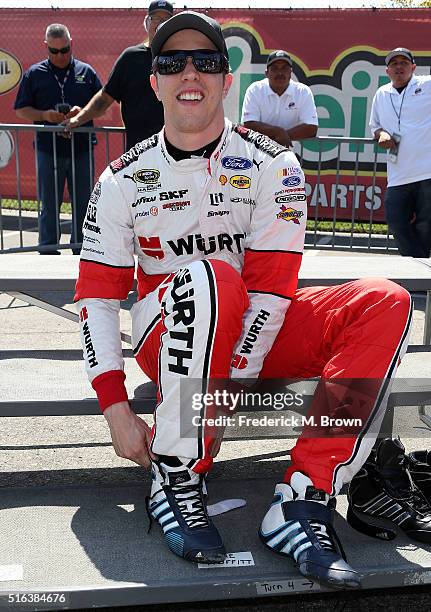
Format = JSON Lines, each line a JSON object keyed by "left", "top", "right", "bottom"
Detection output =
{"left": 273, "top": 128, "right": 292, "bottom": 147}
{"left": 282, "top": 130, "right": 293, "bottom": 148}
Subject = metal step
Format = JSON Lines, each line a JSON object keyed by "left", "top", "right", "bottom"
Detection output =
{"left": 1, "top": 477, "right": 431, "bottom": 610}
{"left": 1, "top": 379, "right": 430, "bottom": 417}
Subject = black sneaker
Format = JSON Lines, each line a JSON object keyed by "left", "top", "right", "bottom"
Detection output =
{"left": 147, "top": 460, "right": 226, "bottom": 564}
{"left": 347, "top": 438, "right": 431, "bottom": 542}
{"left": 260, "top": 472, "right": 361, "bottom": 590}
{"left": 407, "top": 450, "right": 431, "bottom": 505}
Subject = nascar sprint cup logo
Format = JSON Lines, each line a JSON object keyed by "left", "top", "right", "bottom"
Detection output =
{"left": 134, "top": 169, "right": 160, "bottom": 184}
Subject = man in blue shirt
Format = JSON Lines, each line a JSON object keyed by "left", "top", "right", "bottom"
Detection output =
{"left": 14, "top": 23, "right": 102, "bottom": 253}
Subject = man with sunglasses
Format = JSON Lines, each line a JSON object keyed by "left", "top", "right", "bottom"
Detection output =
{"left": 75, "top": 11, "right": 411, "bottom": 591}
{"left": 15, "top": 23, "right": 102, "bottom": 253}
{"left": 65, "top": 0, "right": 173, "bottom": 151}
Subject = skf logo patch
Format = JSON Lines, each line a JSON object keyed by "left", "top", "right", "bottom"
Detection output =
{"left": 79, "top": 307, "right": 88, "bottom": 322}
{"left": 232, "top": 354, "right": 248, "bottom": 369}
{"left": 159, "top": 189, "right": 188, "bottom": 200}
{"left": 276, "top": 206, "right": 304, "bottom": 224}
{"left": 230, "top": 175, "right": 251, "bottom": 189}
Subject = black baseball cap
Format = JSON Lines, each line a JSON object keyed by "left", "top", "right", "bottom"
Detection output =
{"left": 267, "top": 50, "right": 293, "bottom": 67}
{"left": 148, "top": 0, "right": 173, "bottom": 16}
{"left": 151, "top": 11, "right": 228, "bottom": 59}
{"left": 385, "top": 47, "right": 415, "bottom": 66}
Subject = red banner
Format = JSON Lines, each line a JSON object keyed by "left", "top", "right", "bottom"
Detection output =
{"left": 1, "top": 8, "right": 431, "bottom": 221}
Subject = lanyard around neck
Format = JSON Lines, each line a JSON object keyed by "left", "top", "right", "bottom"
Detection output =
{"left": 390, "top": 82, "right": 409, "bottom": 131}
{"left": 48, "top": 61, "right": 72, "bottom": 103}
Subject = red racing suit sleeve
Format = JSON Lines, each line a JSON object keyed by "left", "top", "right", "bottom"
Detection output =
{"left": 74, "top": 166, "right": 135, "bottom": 410}
{"left": 231, "top": 150, "right": 306, "bottom": 380}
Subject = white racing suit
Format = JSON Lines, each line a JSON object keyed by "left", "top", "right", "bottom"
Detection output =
{"left": 75, "top": 119, "right": 411, "bottom": 495}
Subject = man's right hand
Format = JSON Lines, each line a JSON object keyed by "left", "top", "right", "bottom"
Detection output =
{"left": 103, "top": 401, "right": 157, "bottom": 468}
{"left": 63, "top": 114, "right": 82, "bottom": 131}
{"left": 377, "top": 130, "right": 396, "bottom": 150}
{"left": 269, "top": 128, "right": 292, "bottom": 147}
{"left": 42, "top": 109, "right": 67, "bottom": 124}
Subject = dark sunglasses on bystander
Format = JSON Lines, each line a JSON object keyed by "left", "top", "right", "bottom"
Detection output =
{"left": 153, "top": 49, "right": 229, "bottom": 75}
{"left": 48, "top": 45, "right": 71, "bottom": 55}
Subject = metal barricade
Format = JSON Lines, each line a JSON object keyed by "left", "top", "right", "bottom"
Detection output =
{"left": 0, "top": 124, "right": 125, "bottom": 254}
{"left": 298, "top": 136, "right": 394, "bottom": 253}
{"left": 0, "top": 124, "right": 394, "bottom": 254}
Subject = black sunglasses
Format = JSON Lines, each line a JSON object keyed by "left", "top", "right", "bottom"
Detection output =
{"left": 153, "top": 50, "right": 228, "bottom": 75}
{"left": 48, "top": 45, "right": 71, "bottom": 55}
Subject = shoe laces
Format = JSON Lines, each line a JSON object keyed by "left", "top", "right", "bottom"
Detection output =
{"left": 308, "top": 520, "right": 347, "bottom": 559}
{"left": 379, "top": 458, "right": 431, "bottom": 514}
{"left": 400, "top": 466, "right": 431, "bottom": 514}
{"left": 172, "top": 481, "right": 209, "bottom": 529}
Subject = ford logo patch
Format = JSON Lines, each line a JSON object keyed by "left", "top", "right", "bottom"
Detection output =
{"left": 221, "top": 156, "right": 253, "bottom": 170}
{"left": 282, "top": 176, "right": 301, "bottom": 187}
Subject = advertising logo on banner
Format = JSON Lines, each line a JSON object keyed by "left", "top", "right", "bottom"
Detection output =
{"left": 1, "top": 7, "right": 430, "bottom": 220}
{"left": 222, "top": 23, "right": 431, "bottom": 221}
{"left": 0, "top": 49, "right": 22, "bottom": 95}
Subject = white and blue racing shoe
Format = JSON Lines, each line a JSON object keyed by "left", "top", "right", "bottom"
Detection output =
{"left": 147, "top": 459, "right": 226, "bottom": 564}
{"left": 260, "top": 472, "right": 361, "bottom": 590}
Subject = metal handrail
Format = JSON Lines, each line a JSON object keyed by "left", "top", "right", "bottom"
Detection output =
{"left": 1, "top": 123, "right": 377, "bottom": 143}
{"left": 0, "top": 123, "right": 125, "bottom": 133}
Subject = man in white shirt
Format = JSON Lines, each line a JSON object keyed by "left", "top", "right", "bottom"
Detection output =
{"left": 369, "top": 47, "right": 431, "bottom": 257}
{"left": 241, "top": 50, "right": 318, "bottom": 148}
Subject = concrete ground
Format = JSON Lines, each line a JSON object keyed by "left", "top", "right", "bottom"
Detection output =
{"left": 0, "top": 249, "right": 430, "bottom": 610}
